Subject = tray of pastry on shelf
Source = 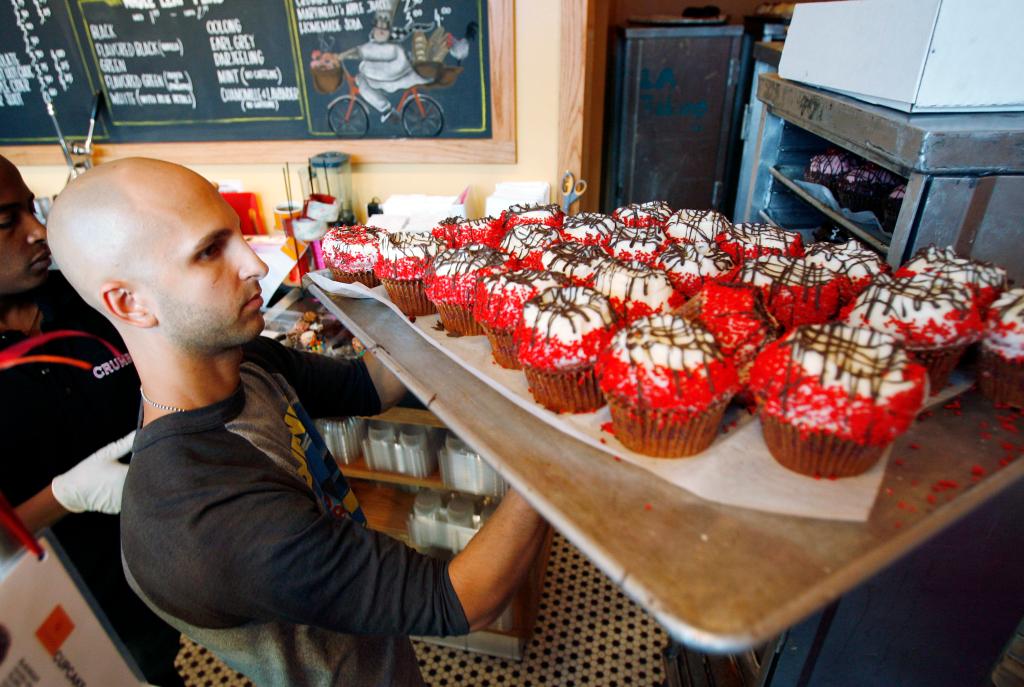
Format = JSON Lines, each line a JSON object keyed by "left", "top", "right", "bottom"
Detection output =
{"left": 310, "top": 206, "right": 1018, "bottom": 521}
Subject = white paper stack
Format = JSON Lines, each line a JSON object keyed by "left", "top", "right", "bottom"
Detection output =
{"left": 379, "top": 193, "right": 467, "bottom": 233}
{"left": 485, "top": 181, "right": 551, "bottom": 217}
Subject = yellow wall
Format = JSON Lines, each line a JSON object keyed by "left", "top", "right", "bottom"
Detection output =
{"left": 17, "top": 0, "right": 560, "bottom": 223}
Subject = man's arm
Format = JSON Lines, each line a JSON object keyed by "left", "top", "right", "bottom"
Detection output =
{"left": 361, "top": 348, "right": 406, "bottom": 409}
{"left": 448, "top": 490, "right": 549, "bottom": 630}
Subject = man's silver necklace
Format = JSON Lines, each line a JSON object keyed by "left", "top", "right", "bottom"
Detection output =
{"left": 140, "top": 386, "right": 186, "bottom": 413}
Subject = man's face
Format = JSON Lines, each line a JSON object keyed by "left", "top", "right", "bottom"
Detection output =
{"left": 147, "top": 180, "right": 269, "bottom": 354}
{"left": 0, "top": 160, "right": 49, "bottom": 296}
{"left": 371, "top": 26, "right": 390, "bottom": 42}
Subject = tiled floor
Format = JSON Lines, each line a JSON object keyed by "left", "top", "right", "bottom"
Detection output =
{"left": 176, "top": 533, "right": 667, "bottom": 686}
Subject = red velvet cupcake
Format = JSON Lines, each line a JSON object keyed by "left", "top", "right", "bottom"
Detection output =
{"left": 612, "top": 201, "right": 673, "bottom": 229}
{"left": 727, "top": 255, "right": 846, "bottom": 330}
{"left": 716, "top": 223, "right": 804, "bottom": 263}
{"left": 842, "top": 273, "right": 984, "bottom": 390}
{"left": 664, "top": 209, "right": 732, "bottom": 246}
{"left": 895, "top": 245, "right": 1008, "bottom": 311}
{"left": 423, "top": 244, "right": 509, "bottom": 335}
{"left": 498, "top": 222, "right": 562, "bottom": 269}
{"left": 978, "top": 288, "right": 1024, "bottom": 408}
{"left": 560, "top": 212, "right": 620, "bottom": 246}
{"left": 321, "top": 225, "right": 381, "bottom": 287}
{"left": 432, "top": 216, "right": 505, "bottom": 249}
{"left": 515, "top": 286, "right": 620, "bottom": 413}
{"left": 596, "top": 315, "right": 739, "bottom": 457}
{"left": 502, "top": 203, "right": 565, "bottom": 230}
{"left": 539, "top": 242, "right": 615, "bottom": 287}
{"left": 804, "top": 148, "right": 858, "bottom": 194}
{"left": 605, "top": 225, "right": 668, "bottom": 266}
{"left": 593, "top": 260, "right": 683, "bottom": 323}
{"left": 749, "top": 323, "right": 928, "bottom": 477}
{"left": 474, "top": 269, "right": 570, "bottom": 368}
{"left": 803, "top": 239, "right": 887, "bottom": 304}
{"left": 656, "top": 242, "right": 734, "bottom": 299}
{"left": 678, "top": 281, "right": 782, "bottom": 388}
{"left": 375, "top": 231, "right": 446, "bottom": 316}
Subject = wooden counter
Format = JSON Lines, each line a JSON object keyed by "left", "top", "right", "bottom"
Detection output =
{"left": 308, "top": 282, "right": 1024, "bottom": 654}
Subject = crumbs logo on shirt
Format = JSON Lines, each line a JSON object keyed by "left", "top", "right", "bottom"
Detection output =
{"left": 283, "top": 404, "right": 365, "bottom": 525}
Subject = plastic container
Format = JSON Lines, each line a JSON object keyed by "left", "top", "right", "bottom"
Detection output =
{"left": 397, "top": 425, "right": 437, "bottom": 478}
{"left": 363, "top": 421, "right": 399, "bottom": 472}
{"left": 439, "top": 433, "right": 508, "bottom": 497}
{"left": 407, "top": 492, "right": 485, "bottom": 553}
{"left": 315, "top": 416, "right": 365, "bottom": 465}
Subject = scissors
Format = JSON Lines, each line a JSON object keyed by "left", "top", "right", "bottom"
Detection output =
{"left": 561, "top": 170, "right": 587, "bottom": 214}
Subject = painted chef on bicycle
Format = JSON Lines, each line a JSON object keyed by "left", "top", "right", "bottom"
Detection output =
{"left": 340, "top": 11, "right": 429, "bottom": 123}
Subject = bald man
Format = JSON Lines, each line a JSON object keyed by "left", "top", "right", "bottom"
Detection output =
{"left": 48, "top": 158, "right": 548, "bottom": 687}
{"left": 0, "top": 155, "right": 183, "bottom": 686}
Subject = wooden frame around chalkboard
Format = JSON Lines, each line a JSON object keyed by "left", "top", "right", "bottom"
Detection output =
{"left": 2, "top": 0, "right": 514, "bottom": 166}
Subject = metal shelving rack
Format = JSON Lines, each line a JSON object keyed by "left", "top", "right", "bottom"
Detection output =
{"left": 741, "top": 73, "right": 1024, "bottom": 280}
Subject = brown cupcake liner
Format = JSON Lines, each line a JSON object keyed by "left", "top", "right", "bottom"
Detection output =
{"left": 760, "top": 414, "right": 887, "bottom": 478}
{"left": 329, "top": 268, "right": 380, "bottom": 288}
{"left": 434, "top": 302, "right": 484, "bottom": 336}
{"left": 380, "top": 278, "right": 436, "bottom": 317}
{"left": 482, "top": 325, "right": 521, "bottom": 369}
{"left": 907, "top": 344, "right": 969, "bottom": 392}
{"left": 978, "top": 347, "right": 1024, "bottom": 409}
{"left": 522, "top": 364, "right": 605, "bottom": 414}
{"left": 606, "top": 395, "right": 730, "bottom": 457}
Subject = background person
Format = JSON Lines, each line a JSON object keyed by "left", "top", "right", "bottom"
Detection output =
{"left": 0, "top": 155, "right": 184, "bottom": 685}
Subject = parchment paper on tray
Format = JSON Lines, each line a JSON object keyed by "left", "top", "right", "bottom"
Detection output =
{"left": 308, "top": 270, "right": 967, "bottom": 522}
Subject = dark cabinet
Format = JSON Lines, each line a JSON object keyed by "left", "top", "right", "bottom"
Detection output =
{"left": 604, "top": 25, "right": 745, "bottom": 213}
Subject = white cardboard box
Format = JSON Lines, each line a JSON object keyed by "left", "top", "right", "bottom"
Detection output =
{"left": 778, "top": 0, "right": 1024, "bottom": 113}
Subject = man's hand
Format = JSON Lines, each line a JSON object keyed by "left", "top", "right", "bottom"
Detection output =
{"left": 50, "top": 431, "right": 135, "bottom": 514}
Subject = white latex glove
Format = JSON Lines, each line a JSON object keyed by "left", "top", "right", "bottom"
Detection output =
{"left": 51, "top": 431, "right": 135, "bottom": 514}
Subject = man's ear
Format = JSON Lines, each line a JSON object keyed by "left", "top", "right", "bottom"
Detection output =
{"left": 99, "top": 281, "right": 158, "bottom": 328}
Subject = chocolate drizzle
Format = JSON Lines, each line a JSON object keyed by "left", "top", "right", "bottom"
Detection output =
{"left": 804, "top": 240, "right": 884, "bottom": 277}
{"left": 609, "top": 225, "right": 666, "bottom": 250}
{"left": 665, "top": 209, "right": 731, "bottom": 243}
{"left": 659, "top": 242, "right": 733, "bottom": 275}
{"left": 724, "top": 223, "right": 799, "bottom": 250}
{"left": 778, "top": 323, "right": 910, "bottom": 401}
{"left": 507, "top": 203, "right": 563, "bottom": 218}
{"left": 563, "top": 212, "right": 619, "bottom": 231}
{"left": 613, "top": 201, "right": 674, "bottom": 225}
{"left": 500, "top": 223, "right": 562, "bottom": 258}
{"left": 380, "top": 231, "right": 444, "bottom": 259}
{"left": 523, "top": 285, "right": 617, "bottom": 339}
{"left": 480, "top": 268, "right": 569, "bottom": 292}
{"left": 903, "top": 245, "right": 1007, "bottom": 291}
{"left": 426, "top": 243, "right": 507, "bottom": 277}
{"left": 541, "top": 241, "right": 614, "bottom": 279}
{"left": 594, "top": 260, "right": 673, "bottom": 302}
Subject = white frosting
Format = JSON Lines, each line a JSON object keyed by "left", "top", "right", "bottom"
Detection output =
{"left": 607, "top": 226, "right": 665, "bottom": 259}
{"left": 540, "top": 243, "right": 612, "bottom": 281}
{"left": 609, "top": 315, "right": 722, "bottom": 371}
{"left": 804, "top": 239, "right": 884, "bottom": 280}
{"left": 520, "top": 286, "right": 616, "bottom": 343}
{"left": 561, "top": 213, "right": 620, "bottom": 241}
{"left": 903, "top": 246, "right": 1007, "bottom": 291}
{"left": 614, "top": 201, "right": 673, "bottom": 223}
{"left": 322, "top": 228, "right": 379, "bottom": 271}
{"left": 658, "top": 242, "right": 732, "bottom": 281}
{"left": 985, "top": 287, "right": 1024, "bottom": 360}
{"left": 843, "top": 273, "right": 978, "bottom": 347}
{"left": 482, "top": 269, "right": 567, "bottom": 298}
{"left": 784, "top": 323, "right": 919, "bottom": 400}
{"left": 593, "top": 260, "right": 675, "bottom": 309}
{"left": 664, "top": 209, "right": 730, "bottom": 244}
{"left": 735, "top": 255, "right": 835, "bottom": 287}
{"left": 499, "top": 223, "right": 561, "bottom": 259}
{"left": 429, "top": 244, "right": 506, "bottom": 277}
{"left": 724, "top": 223, "right": 797, "bottom": 251}
{"left": 379, "top": 231, "right": 444, "bottom": 261}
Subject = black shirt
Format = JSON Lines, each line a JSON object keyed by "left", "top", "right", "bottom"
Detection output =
{"left": 0, "top": 273, "right": 182, "bottom": 686}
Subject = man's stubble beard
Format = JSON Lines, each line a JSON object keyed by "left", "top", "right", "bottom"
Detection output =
{"left": 159, "top": 294, "right": 264, "bottom": 355}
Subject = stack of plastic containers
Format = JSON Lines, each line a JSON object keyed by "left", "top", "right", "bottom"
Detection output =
{"left": 407, "top": 491, "right": 502, "bottom": 554}
{"left": 438, "top": 435, "right": 508, "bottom": 497}
{"left": 361, "top": 421, "right": 441, "bottom": 478}
{"left": 314, "top": 416, "right": 365, "bottom": 465}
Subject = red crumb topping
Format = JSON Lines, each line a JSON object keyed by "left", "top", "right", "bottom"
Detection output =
{"left": 515, "top": 324, "right": 619, "bottom": 373}
{"left": 596, "top": 349, "right": 738, "bottom": 416}
{"left": 374, "top": 255, "right": 432, "bottom": 281}
{"left": 432, "top": 217, "right": 506, "bottom": 249}
{"left": 749, "top": 340, "right": 928, "bottom": 446}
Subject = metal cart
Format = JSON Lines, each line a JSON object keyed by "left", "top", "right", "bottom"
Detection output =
{"left": 740, "top": 73, "right": 1024, "bottom": 281}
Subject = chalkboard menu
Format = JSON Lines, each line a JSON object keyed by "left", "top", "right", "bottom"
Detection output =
{"left": 0, "top": 0, "right": 491, "bottom": 145}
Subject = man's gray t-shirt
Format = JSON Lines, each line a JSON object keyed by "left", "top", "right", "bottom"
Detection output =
{"left": 121, "top": 338, "right": 469, "bottom": 686}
